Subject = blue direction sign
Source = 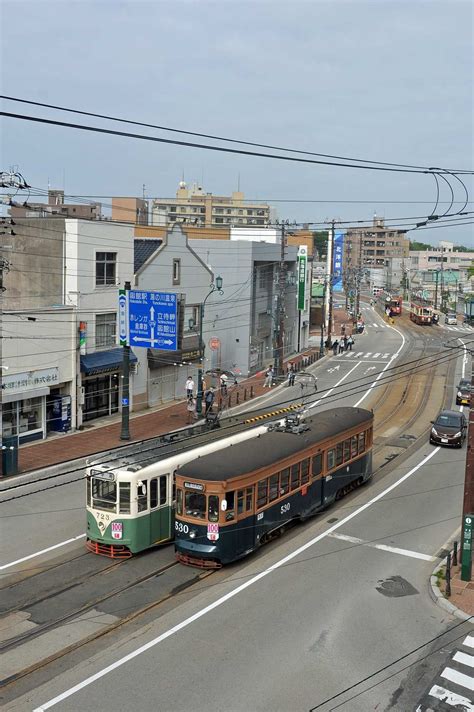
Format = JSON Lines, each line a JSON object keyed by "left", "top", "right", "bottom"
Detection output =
{"left": 125, "top": 290, "right": 178, "bottom": 350}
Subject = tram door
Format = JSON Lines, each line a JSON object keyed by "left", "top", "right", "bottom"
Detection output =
{"left": 150, "top": 475, "right": 172, "bottom": 543}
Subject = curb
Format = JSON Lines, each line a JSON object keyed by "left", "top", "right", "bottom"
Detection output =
{"left": 428, "top": 530, "right": 472, "bottom": 622}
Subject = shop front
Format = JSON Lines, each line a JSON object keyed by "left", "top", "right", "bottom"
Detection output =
{"left": 1, "top": 368, "right": 72, "bottom": 444}
{"left": 80, "top": 348, "right": 137, "bottom": 422}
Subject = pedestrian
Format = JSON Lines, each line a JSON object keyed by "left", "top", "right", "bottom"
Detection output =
{"left": 341, "top": 323, "right": 346, "bottom": 336}
{"left": 185, "top": 375, "right": 195, "bottom": 401}
{"left": 220, "top": 372, "right": 228, "bottom": 395}
{"left": 263, "top": 365, "right": 274, "bottom": 387}
{"left": 287, "top": 364, "right": 296, "bottom": 387}
{"left": 338, "top": 339, "right": 345, "bottom": 354}
{"left": 204, "top": 387, "right": 215, "bottom": 414}
{"left": 347, "top": 335, "right": 354, "bottom": 351}
{"left": 186, "top": 397, "right": 196, "bottom": 423}
{"left": 332, "top": 340, "right": 339, "bottom": 356}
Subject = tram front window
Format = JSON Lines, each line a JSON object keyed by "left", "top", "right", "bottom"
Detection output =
{"left": 92, "top": 478, "right": 117, "bottom": 512}
{"left": 185, "top": 492, "right": 206, "bottom": 519}
{"left": 208, "top": 495, "right": 219, "bottom": 522}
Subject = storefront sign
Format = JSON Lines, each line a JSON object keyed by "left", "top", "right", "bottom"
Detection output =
{"left": 2, "top": 368, "right": 60, "bottom": 395}
{"left": 79, "top": 321, "right": 87, "bottom": 355}
{"left": 297, "top": 245, "right": 307, "bottom": 311}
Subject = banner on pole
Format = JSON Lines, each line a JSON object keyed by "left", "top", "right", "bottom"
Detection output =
{"left": 332, "top": 231, "right": 345, "bottom": 292}
{"left": 297, "top": 245, "right": 307, "bottom": 311}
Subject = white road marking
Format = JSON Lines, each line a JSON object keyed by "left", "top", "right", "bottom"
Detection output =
{"left": 0, "top": 534, "right": 86, "bottom": 571}
{"left": 354, "top": 323, "right": 406, "bottom": 407}
{"left": 428, "top": 685, "right": 474, "bottom": 710}
{"left": 381, "top": 353, "right": 390, "bottom": 359}
{"left": 328, "top": 532, "right": 435, "bottom": 561}
{"left": 464, "top": 635, "right": 474, "bottom": 649}
{"left": 373, "top": 352, "right": 381, "bottom": 358}
{"left": 363, "top": 353, "right": 372, "bottom": 358}
{"left": 310, "top": 361, "right": 361, "bottom": 408}
{"left": 453, "top": 651, "right": 474, "bottom": 668}
{"left": 441, "top": 667, "right": 474, "bottom": 691}
{"left": 33, "top": 446, "right": 440, "bottom": 711}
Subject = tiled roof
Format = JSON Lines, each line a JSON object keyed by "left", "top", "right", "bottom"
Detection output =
{"left": 134, "top": 239, "right": 162, "bottom": 272}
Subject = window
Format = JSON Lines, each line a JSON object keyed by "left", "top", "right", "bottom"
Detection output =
{"left": 238, "top": 490, "right": 245, "bottom": 516}
{"left": 301, "top": 459, "right": 310, "bottom": 484}
{"left": 351, "top": 436, "right": 358, "bottom": 458}
{"left": 269, "top": 474, "right": 279, "bottom": 502}
{"left": 215, "top": 208, "right": 224, "bottom": 214}
{"left": 280, "top": 468, "right": 290, "bottom": 495}
{"left": 150, "top": 476, "right": 167, "bottom": 508}
{"left": 247, "top": 209, "right": 254, "bottom": 216}
{"left": 96, "top": 252, "right": 117, "bottom": 287}
{"left": 208, "top": 495, "right": 219, "bottom": 522}
{"left": 173, "top": 259, "right": 181, "bottom": 285}
{"left": 180, "top": 207, "right": 186, "bottom": 213}
{"left": 92, "top": 478, "right": 117, "bottom": 512}
{"left": 137, "top": 480, "right": 148, "bottom": 512}
{"left": 215, "top": 217, "right": 224, "bottom": 224}
{"left": 336, "top": 443, "right": 344, "bottom": 466}
{"left": 312, "top": 454, "right": 322, "bottom": 478}
{"left": 327, "top": 449, "right": 336, "bottom": 471}
{"left": 119, "top": 482, "right": 130, "bottom": 514}
{"left": 358, "top": 432, "right": 366, "bottom": 453}
{"left": 170, "top": 206, "right": 176, "bottom": 212}
{"left": 246, "top": 487, "right": 253, "bottom": 511}
{"left": 185, "top": 491, "right": 206, "bottom": 519}
{"left": 291, "top": 463, "right": 300, "bottom": 490}
{"left": 177, "top": 488, "right": 183, "bottom": 515}
{"left": 160, "top": 475, "right": 167, "bottom": 504}
{"left": 343, "top": 439, "right": 351, "bottom": 462}
{"left": 225, "top": 491, "right": 235, "bottom": 521}
{"left": 96, "top": 313, "right": 117, "bottom": 348}
{"left": 257, "top": 479, "right": 268, "bottom": 508}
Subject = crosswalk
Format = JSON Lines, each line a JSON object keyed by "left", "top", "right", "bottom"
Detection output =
{"left": 333, "top": 351, "right": 393, "bottom": 360}
{"left": 416, "top": 634, "right": 474, "bottom": 711}
{"left": 445, "top": 325, "right": 474, "bottom": 332}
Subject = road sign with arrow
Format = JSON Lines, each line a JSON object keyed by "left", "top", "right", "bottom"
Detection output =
{"left": 120, "top": 290, "right": 178, "bottom": 350}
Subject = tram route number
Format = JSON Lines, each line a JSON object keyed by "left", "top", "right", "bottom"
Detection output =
{"left": 175, "top": 521, "right": 189, "bottom": 534}
{"left": 281, "top": 503, "right": 291, "bottom": 515}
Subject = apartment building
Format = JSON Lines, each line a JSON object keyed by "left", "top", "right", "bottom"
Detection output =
{"left": 344, "top": 217, "right": 409, "bottom": 271}
{"left": 150, "top": 181, "right": 273, "bottom": 228}
{"left": 111, "top": 197, "right": 148, "bottom": 225}
{"left": 10, "top": 189, "right": 101, "bottom": 220}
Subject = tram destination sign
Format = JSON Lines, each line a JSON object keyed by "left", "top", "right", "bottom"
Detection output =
{"left": 184, "top": 482, "right": 205, "bottom": 491}
{"left": 119, "top": 289, "right": 178, "bottom": 350}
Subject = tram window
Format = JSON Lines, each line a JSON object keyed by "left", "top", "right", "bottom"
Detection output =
{"left": 336, "top": 443, "right": 344, "bottom": 466}
{"left": 225, "top": 491, "right": 235, "bottom": 521}
{"left": 150, "top": 478, "right": 158, "bottom": 508}
{"left": 86, "top": 478, "right": 91, "bottom": 507}
{"left": 185, "top": 492, "right": 206, "bottom": 519}
{"left": 301, "top": 459, "right": 310, "bottom": 484}
{"left": 137, "top": 480, "right": 148, "bottom": 513}
{"left": 119, "top": 482, "right": 131, "bottom": 514}
{"left": 208, "top": 495, "right": 219, "bottom": 522}
{"left": 280, "top": 468, "right": 290, "bottom": 495}
{"left": 160, "top": 475, "right": 167, "bottom": 505}
{"left": 257, "top": 479, "right": 268, "bottom": 508}
{"left": 312, "top": 454, "right": 322, "bottom": 478}
{"left": 269, "top": 474, "right": 279, "bottom": 502}
{"left": 177, "top": 488, "right": 183, "bottom": 515}
{"left": 358, "top": 432, "right": 365, "bottom": 453}
{"left": 351, "top": 436, "right": 358, "bottom": 458}
{"left": 172, "top": 482, "right": 176, "bottom": 502}
{"left": 327, "top": 449, "right": 336, "bottom": 471}
{"left": 237, "top": 490, "right": 244, "bottom": 515}
{"left": 343, "top": 439, "right": 351, "bottom": 462}
{"left": 291, "top": 463, "right": 300, "bottom": 490}
{"left": 246, "top": 487, "right": 253, "bottom": 511}
{"left": 92, "top": 478, "right": 117, "bottom": 512}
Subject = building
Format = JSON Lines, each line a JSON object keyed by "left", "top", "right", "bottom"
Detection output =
{"left": 9, "top": 189, "right": 101, "bottom": 220}
{"left": 150, "top": 181, "right": 273, "bottom": 228}
{"left": 409, "top": 242, "right": 474, "bottom": 273}
{"left": 344, "top": 217, "right": 409, "bottom": 272}
{"left": 111, "top": 197, "right": 148, "bottom": 225}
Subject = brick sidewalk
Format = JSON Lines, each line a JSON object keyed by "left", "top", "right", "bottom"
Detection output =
{"left": 13, "top": 347, "right": 322, "bottom": 475}
{"left": 439, "top": 564, "right": 474, "bottom": 617}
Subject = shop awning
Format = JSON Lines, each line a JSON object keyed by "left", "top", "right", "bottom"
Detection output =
{"left": 80, "top": 348, "right": 138, "bottom": 376}
{"left": 2, "top": 386, "right": 51, "bottom": 404}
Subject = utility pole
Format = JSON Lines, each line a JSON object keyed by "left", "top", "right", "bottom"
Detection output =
{"left": 461, "top": 395, "right": 474, "bottom": 581}
{"left": 274, "top": 223, "right": 286, "bottom": 379}
{"left": 120, "top": 280, "right": 131, "bottom": 441}
{"left": 326, "top": 221, "right": 335, "bottom": 347}
{"left": 355, "top": 235, "right": 363, "bottom": 318}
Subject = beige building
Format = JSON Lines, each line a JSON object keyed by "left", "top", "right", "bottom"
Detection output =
{"left": 150, "top": 181, "right": 273, "bottom": 228}
{"left": 111, "top": 197, "right": 148, "bottom": 225}
{"left": 344, "top": 216, "right": 409, "bottom": 272}
{"left": 10, "top": 189, "right": 101, "bottom": 220}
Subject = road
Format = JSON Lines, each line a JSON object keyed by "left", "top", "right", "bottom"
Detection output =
{"left": 3, "top": 304, "right": 473, "bottom": 711}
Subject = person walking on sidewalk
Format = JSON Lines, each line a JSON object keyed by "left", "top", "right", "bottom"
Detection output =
{"left": 220, "top": 373, "right": 228, "bottom": 396}
{"left": 263, "top": 366, "right": 274, "bottom": 387}
{"left": 204, "top": 387, "right": 215, "bottom": 414}
{"left": 338, "top": 339, "right": 345, "bottom": 354}
{"left": 287, "top": 364, "right": 296, "bottom": 386}
{"left": 332, "top": 340, "right": 339, "bottom": 356}
{"left": 186, "top": 376, "right": 195, "bottom": 401}
{"left": 186, "top": 397, "right": 197, "bottom": 423}
{"left": 347, "top": 335, "right": 354, "bottom": 351}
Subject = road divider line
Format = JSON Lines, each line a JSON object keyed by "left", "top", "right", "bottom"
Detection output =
{"left": 354, "top": 323, "right": 406, "bottom": 407}
{"left": 0, "top": 534, "right": 86, "bottom": 571}
{"left": 33, "top": 445, "right": 440, "bottom": 711}
{"left": 328, "top": 532, "right": 435, "bottom": 561}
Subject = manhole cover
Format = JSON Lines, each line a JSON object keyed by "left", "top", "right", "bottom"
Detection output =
{"left": 376, "top": 576, "right": 419, "bottom": 598}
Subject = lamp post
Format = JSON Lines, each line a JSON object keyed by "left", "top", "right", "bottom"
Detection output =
{"left": 196, "top": 276, "right": 224, "bottom": 416}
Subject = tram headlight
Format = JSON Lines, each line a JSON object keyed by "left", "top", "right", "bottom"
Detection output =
{"left": 189, "top": 530, "right": 197, "bottom": 540}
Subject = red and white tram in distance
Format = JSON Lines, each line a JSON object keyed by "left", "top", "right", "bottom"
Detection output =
{"left": 410, "top": 298, "right": 433, "bottom": 325}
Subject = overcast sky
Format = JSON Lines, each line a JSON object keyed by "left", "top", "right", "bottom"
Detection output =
{"left": 1, "top": 0, "right": 473, "bottom": 245}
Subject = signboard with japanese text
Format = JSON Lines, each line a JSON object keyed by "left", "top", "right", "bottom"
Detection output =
{"left": 2, "top": 367, "right": 60, "bottom": 395}
{"left": 332, "top": 231, "right": 345, "bottom": 293}
{"left": 112, "top": 522, "right": 123, "bottom": 540}
{"left": 119, "top": 290, "right": 178, "bottom": 351}
{"left": 297, "top": 245, "right": 307, "bottom": 311}
{"left": 461, "top": 514, "right": 473, "bottom": 581}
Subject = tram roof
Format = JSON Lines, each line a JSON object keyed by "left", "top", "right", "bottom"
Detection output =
{"left": 177, "top": 407, "right": 372, "bottom": 482}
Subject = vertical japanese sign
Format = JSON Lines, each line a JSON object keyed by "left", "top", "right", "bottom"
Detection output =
{"left": 332, "top": 231, "right": 345, "bottom": 293}
{"left": 461, "top": 514, "right": 473, "bottom": 581}
{"left": 119, "top": 289, "right": 128, "bottom": 346}
{"left": 79, "top": 321, "right": 87, "bottom": 354}
{"left": 297, "top": 245, "right": 307, "bottom": 311}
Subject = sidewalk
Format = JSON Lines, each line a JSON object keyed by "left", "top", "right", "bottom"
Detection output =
{"left": 433, "top": 557, "right": 474, "bottom": 620}
{"left": 7, "top": 346, "right": 323, "bottom": 476}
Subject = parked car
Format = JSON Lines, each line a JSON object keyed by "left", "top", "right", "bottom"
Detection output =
{"left": 430, "top": 409, "right": 467, "bottom": 447}
{"left": 445, "top": 313, "right": 458, "bottom": 325}
{"left": 456, "top": 381, "right": 471, "bottom": 406}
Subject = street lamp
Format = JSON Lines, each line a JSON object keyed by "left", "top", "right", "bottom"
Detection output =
{"left": 196, "top": 276, "right": 224, "bottom": 415}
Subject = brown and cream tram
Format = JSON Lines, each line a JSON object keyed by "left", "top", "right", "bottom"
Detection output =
{"left": 410, "top": 298, "right": 433, "bottom": 325}
{"left": 174, "top": 407, "right": 373, "bottom": 568}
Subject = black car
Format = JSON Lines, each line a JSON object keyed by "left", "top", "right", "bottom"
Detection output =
{"left": 456, "top": 381, "right": 471, "bottom": 406}
{"left": 430, "top": 409, "right": 467, "bottom": 447}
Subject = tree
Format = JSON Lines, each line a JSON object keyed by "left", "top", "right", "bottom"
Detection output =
{"left": 313, "top": 231, "right": 329, "bottom": 260}
{"left": 409, "top": 240, "right": 432, "bottom": 251}
{"left": 468, "top": 262, "right": 474, "bottom": 280}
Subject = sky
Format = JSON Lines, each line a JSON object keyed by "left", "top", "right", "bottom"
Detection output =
{"left": 1, "top": 0, "right": 473, "bottom": 246}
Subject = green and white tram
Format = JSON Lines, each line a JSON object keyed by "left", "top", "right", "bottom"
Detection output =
{"left": 86, "top": 423, "right": 271, "bottom": 558}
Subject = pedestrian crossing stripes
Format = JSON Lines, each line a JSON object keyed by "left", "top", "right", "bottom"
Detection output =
{"left": 416, "top": 634, "right": 474, "bottom": 711}
{"left": 445, "top": 325, "right": 474, "bottom": 332}
{"left": 334, "top": 351, "right": 392, "bottom": 360}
